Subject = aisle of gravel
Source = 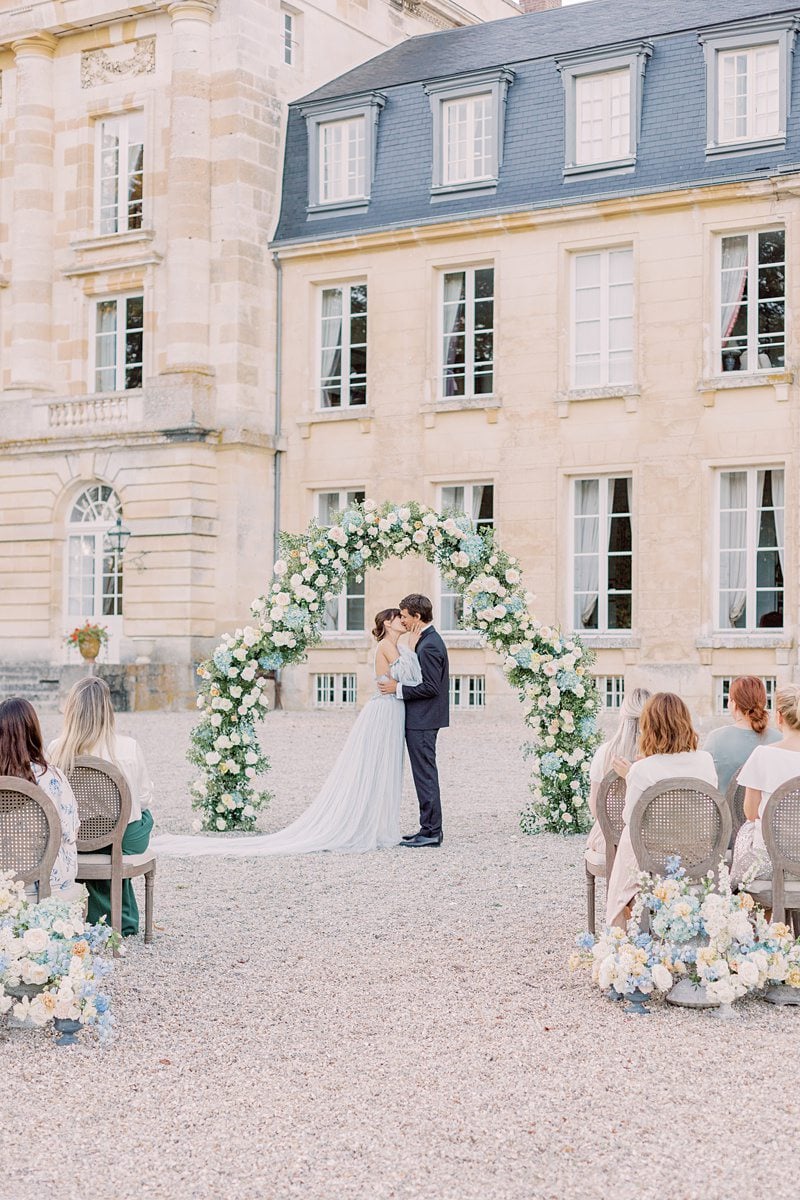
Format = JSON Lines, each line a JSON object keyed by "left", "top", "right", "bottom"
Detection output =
{"left": 5, "top": 710, "right": 800, "bottom": 1200}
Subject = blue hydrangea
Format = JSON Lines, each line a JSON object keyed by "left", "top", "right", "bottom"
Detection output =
{"left": 259, "top": 652, "right": 283, "bottom": 671}
{"left": 514, "top": 649, "right": 532, "bottom": 668}
{"left": 505, "top": 596, "right": 524, "bottom": 613}
{"left": 282, "top": 605, "right": 307, "bottom": 629}
{"left": 350, "top": 551, "right": 364, "bottom": 569}
{"left": 342, "top": 511, "right": 364, "bottom": 531}
{"left": 461, "top": 534, "right": 486, "bottom": 563}
{"left": 557, "top": 669, "right": 581, "bottom": 692}
{"left": 213, "top": 647, "right": 233, "bottom": 673}
{"left": 665, "top": 855, "right": 685, "bottom": 879}
{"left": 575, "top": 932, "right": 595, "bottom": 951}
{"left": 539, "top": 752, "right": 562, "bottom": 778}
{"left": 579, "top": 716, "right": 596, "bottom": 739}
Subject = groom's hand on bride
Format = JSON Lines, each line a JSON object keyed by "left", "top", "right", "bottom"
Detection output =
{"left": 378, "top": 678, "right": 398, "bottom": 694}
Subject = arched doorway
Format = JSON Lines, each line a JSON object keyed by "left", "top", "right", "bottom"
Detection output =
{"left": 64, "top": 484, "right": 124, "bottom": 663}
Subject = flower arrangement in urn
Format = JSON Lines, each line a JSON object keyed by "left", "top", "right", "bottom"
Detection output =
{"left": 572, "top": 858, "right": 800, "bottom": 1013}
{"left": 0, "top": 872, "right": 119, "bottom": 1042}
{"left": 65, "top": 621, "right": 109, "bottom": 661}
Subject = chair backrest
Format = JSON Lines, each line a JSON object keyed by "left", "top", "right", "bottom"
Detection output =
{"left": 761, "top": 776, "right": 800, "bottom": 921}
{"left": 596, "top": 770, "right": 627, "bottom": 875}
{"left": 67, "top": 756, "right": 132, "bottom": 854}
{"left": 725, "top": 768, "right": 747, "bottom": 849}
{"left": 629, "top": 777, "right": 731, "bottom": 880}
{"left": 0, "top": 776, "right": 61, "bottom": 898}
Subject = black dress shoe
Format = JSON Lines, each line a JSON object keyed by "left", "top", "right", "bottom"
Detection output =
{"left": 399, "top": 832, "right": 443, "bottom": 847}
{"left": 401, "top": 831, "right": 421, "bottom": 841}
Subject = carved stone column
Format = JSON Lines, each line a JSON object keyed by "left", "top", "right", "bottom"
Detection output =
{"left": 163, "top": 0, "right": 216, "bottom": 377}
{"left": 10, "top": 34, "right": 57, "bottom": 391}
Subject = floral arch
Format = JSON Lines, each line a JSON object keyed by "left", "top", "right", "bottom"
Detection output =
{"left": 189, "top": 499, "right": 600, "bottom": 834}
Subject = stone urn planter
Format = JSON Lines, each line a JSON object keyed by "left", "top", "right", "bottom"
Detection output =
{"left": 665, "top": 976, "right": 719, "bottom": 1009}
{"left": 78, "top": 635, "right": 102, "bottom": 662}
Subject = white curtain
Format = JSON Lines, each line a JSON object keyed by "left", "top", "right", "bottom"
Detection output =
{"left": 721, "top": 235, "right": 748, "bottom": 340}
{"left": 769, "top": 469, "right": 784, "bottom": 578}
{"left": 320, "top": 289, "right": 342, "bottom": 405}
{"left": 575, "top": 480, "right": 599, "bottom": 627}
{"left": 442, "top": 273, "right": 465, "bottom": 394}
{"left": 722, "top": 472, "right": 748, "bottom": 626}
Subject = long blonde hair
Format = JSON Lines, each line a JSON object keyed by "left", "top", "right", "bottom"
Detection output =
{"left": 775, "top": 684, "right": 800, "bottom": 732}
{"left": 602, "top": 687, "right": 651, "bottom": 774}
{"left": 48, "top": 676, "right": 119, "bottom": 774}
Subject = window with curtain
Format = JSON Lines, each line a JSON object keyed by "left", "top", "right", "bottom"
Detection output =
{"left": 319, "top": 284, "right": 367, "bottom": 408}
{"left": 94, "top": 295, "right": 143, "bottom": 392}
{"left": 318, "top": 116, "right": 367, "bottom": 204}
{"left": 718, "top": 467, "right": 784, "bottom": 630}
{"left": 572, "top": 248, "right": 634, "bottom": 388}
{"left": 718, "top": 44, "right": 780, "bottom": 144}
{"left": 96, "top": 113, "right": 144, "bottom": 235}
{"left": 575, "top": 68, "right": 631, "bottom": 165}
{"left": 719, "top": 229, "right": 784, "bottom": 373}
{"left": 316, "top": 489, "right": 366, "bottom": 632}
{"left": 572, "top": 477, "right": 632, "bottom": 632}
{"left": 442, "top": 267, "right": 494, "bottom": 398}
{"left": 66, "top": 484, "right": 123, "bottom": 620}
{"left": 442, "top": 93, "right": 494, "bottom": 185}
{"left": 439, "top": 483, "right": 494, "bottom": 630}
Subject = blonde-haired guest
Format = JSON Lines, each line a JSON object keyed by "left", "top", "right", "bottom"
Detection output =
{"left": 731, "top": 684, "right": 800, "bottom": 888}
{"left": 584, "top": 687, "right": 651, "bottom": 867}
{"left": 48, "top": 677, "right": 154, "bottom": 936}
{"left": 604, "top": 693, "right": 717, "bottom": 927}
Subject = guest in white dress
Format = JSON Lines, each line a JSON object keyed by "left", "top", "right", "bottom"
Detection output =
{"left": 605, "top": 693, "right": 717, "bottom": 926}
{"left": 731, "top": 684, "right": 800, "bottom": 888}
{"left": 584, "top": 688, "right": 651, "bottom": 870}
{"left": 703, "top": 675, "right": 780, "bottom": 796}
{"left": 48, "top": 677, "right": 154, "bottom": 936}
{"left": 0, "top": 697, "right": 82, "bottom": 903}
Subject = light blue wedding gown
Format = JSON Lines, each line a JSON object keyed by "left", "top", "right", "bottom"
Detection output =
{"left": 153, "top": 645, "right": 422, "bottom": 857}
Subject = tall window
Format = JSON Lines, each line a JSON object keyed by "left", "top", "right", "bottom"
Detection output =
{"left": 439, "top": 483, "right": 493, "bottom": 630}
{"left": 320, "top": 284, "right": 367, "bottom": 408}
{"left": 717, "top": 467, "right": 784, "bottom": 631}
{"left": 94, "top": 296, "right": 144, "bottom": 392}
{"left": 442, "top": 267, "right": 494, "bottom": 398}
{"left": 96, "top": 113, "right": 144, "bottom": 235}
{"left": 319, "top": 117, "right": 366, "bottom": 204}
{"left": 316, "top": 490, "right": 366, "bottom": 633}
{"left": 572, "top": 476, "right": 632, "bottom": 633}
{"left": 442, "top": 93, "right": 494, "bottom": 186}
{"left": 282, "top": 9, "right": 295, "bottom": 66}
{"left": 66, "top": 485, "right": 123, "bottom": 633}
{"left": 719, "top": 229, "right": 785, "bottom": 373}
{"left": 719, "top": 44, "right": 780, "bottom": 145}
{"left": 575, "top": 69, "right": 631, "bottom": 166}
{"left": 572, "top": 248, "right": 634, "bottom": 388}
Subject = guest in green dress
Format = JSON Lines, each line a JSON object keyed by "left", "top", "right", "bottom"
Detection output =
{"left": 702, "top": 675, "right": 781, "bottom": 795}
{"left": 48, "top": 677, "right": 154, "bottom": 937}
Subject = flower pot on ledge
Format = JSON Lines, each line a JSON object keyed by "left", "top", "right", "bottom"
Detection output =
{"left": 79, "top": 636, "right": 102, "bottom": 662}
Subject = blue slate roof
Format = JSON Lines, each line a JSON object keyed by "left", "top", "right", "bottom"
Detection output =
{"left": 273, "top": 0, "right": 800, "bottom": 246}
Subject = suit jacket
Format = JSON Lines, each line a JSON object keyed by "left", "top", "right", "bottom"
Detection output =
{"left": 401, "top": 625, "right": 450, "bottom": 730}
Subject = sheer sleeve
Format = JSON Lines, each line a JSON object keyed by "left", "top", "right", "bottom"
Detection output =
{"left": 392, "top": 647, "right": 422, "bottom": 687}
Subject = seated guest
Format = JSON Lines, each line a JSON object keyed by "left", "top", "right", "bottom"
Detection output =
{"left": 703, "top": 675, "right": 780, "bottom": 796}
{"left": 584, "top": 688, "right": 651, "bottom": 867}
{"left": 48, "top": 677, "right": 154, "bottom": 936}
{"left": 0, "top": 697, "right": 82, "bottom": 902}
{"left": 605, "top": 693, "right": 717, "bottom": 927}
{"left": 731, "top": 684, "right": 800, "bottom": 888}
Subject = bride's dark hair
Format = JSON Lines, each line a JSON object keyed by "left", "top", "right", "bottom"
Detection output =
{"left": 373, "top": 608, "right": 401, "bottom": 641}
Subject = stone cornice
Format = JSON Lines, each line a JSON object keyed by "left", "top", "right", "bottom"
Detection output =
{"left": 0, "top": 3, "right": 170, "bottom": 49}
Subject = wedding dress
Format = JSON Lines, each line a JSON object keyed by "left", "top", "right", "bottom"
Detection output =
{"left": 152, "top": 645, "right": 422, "bottom": 857}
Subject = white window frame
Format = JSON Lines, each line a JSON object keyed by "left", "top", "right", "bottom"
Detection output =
{"left": 570, "top": 475, "right": 633, "bottom": 635}
{"left": 438, "top": 482, "right": 494, "bottom": 632}
{"left": 450, "top": 675, "right": 486, "bottom": 709}
{"left": 424, "top": 68, "right": 514, "bottom": 197}
{"left": 570, "top": 247, "right": 634, "bottom": 390}
{"left": 699, "top": 16, "right": 799, "bottom": 155}
{"left": 314, "top": 673, "right": 357, "bottom": 708}
{"left": 282, "top": 7, "right": 296, "bottom": 66}
{"left": 556, "top": 40, "right": 652, "bottom": 177}
{"left": 64, "top": 483, "right": 124, "bottom": 664}
{"left": 596, "top": 675, "right": 625, "bottom": 710}
{"left": 318, "top": 282, "right": 367, "bottom": 410}
{"left": 716, "top": 227, "right": 785, "bottom": 376}
{"left": 94, "top": 112, "right": 145, "bottom": 236}
{"left": 714, "top": 466, "right": 785, "bottom": 633}
{"left": 717, "top": 676, "right": 777, "bottom": 714}
{"left": 92, "top": 293, "right": 144, "bottom": 394}
{"left": 314, "top": 489, "right": 366, "bottom": 635}
{"left": 440, "top": 265, "right": 495, "bottom": 400}
{"left": 302, "top": 92, "right": 385, "bottom": 215}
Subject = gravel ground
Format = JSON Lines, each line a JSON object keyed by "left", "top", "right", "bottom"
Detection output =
{"left": 4, "top": 710, "right": 800, "bottom": 1200}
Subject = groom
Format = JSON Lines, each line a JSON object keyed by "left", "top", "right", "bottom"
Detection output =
{"left": 378, "top": 593, "right": 449, "bottom": 847}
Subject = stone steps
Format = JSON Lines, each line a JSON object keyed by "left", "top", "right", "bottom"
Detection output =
{"left": 0, "top": 668, "right": 61, "bottom": 710}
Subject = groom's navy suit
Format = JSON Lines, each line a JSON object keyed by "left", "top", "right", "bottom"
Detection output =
{"left": 399, "top": 625, "right": 449, "bottom": 837}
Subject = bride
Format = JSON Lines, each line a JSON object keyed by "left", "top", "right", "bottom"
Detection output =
{"left": 153, "top": 608, "right": 422, "bottom": 856}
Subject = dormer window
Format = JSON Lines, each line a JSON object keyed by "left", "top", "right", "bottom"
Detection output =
{"left": 556, "top": 40, "right": 652, "bottom": 178}
{"left": 424, "top": 68, "right": 514, "bottom": 198}
{"left": 302, "top": 92, "right": 385, "bottom": 216}
{"left": 699, "top": 15, "right": 799, "bottom": 155}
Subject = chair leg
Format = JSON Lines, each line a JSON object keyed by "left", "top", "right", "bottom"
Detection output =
{"left": 110, "top": 871, "right": 123, "bottom": 944}
{"left": 144, "top": 869, "right": 155, "bottom": 945}
{"left": 585, "top": 865, "right": 596, "bottom": 936}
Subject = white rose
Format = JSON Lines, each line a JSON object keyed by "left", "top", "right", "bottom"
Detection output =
{"left": 651, "top": 964, "right": 673, "bottom": 992}
{"left": 205, "top": 751, "right": 221, "bottom": 766}
{"left": 22, "top": 928, "right": 48, "bottom": 955}
{"left": 412, "top": 530, "right": 428, "bottom": 544}
{"left": 210, "top": 713, "right": 222, "bottom": 728}
{"left": 737, "top": 960, "right": 759, "bottom": 988}
{"left": 274, "top": 560, "right": 288, "bottom": 576}
{"left": 398, "top": 507, "right": 411, "bottom": 522}
{"left": 242, "top": 626, "right": 259, "bottom": 647}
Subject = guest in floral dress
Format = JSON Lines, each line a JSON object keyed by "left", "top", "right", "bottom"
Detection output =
{"left": 0, "top": 697, "right": 82, "bottom": 902}
{"left": 584, "top": 688, "right": 651, "bottom": 872}
{"left": 49, "top": 677, "right": 154, "bottom": 936}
